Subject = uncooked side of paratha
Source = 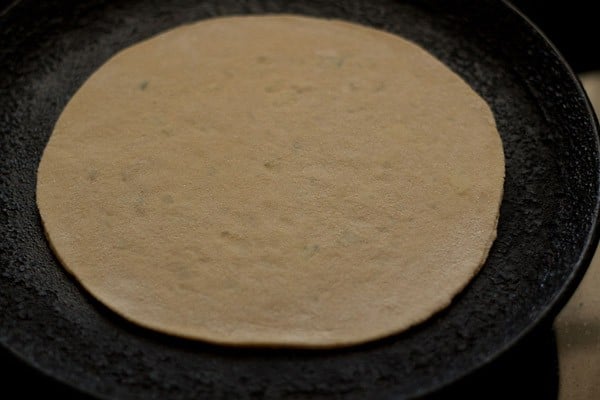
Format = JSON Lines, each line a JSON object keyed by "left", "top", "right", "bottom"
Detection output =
{"left": 37, "top": 15, "right": 505, "bottom": 347}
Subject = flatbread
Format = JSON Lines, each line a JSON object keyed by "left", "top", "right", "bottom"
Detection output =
{"left": 36, "top": 15, "right": 505, "bottom": 347}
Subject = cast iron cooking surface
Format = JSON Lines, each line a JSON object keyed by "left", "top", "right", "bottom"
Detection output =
{"left": 0, "top": 0, "right": 598, "bottom": 399}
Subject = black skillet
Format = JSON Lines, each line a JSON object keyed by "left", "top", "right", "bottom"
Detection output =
{"left": 1, "top": 0, "right": 599, "bottom": 398}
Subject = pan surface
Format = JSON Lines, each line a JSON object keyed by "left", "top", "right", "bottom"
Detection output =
{"left": 1, "top": 0, "right": 599, "bottom": 398}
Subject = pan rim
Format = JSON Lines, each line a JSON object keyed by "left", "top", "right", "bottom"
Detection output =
{"left": 411, "top": 1, "right": 600, "bottom": 397}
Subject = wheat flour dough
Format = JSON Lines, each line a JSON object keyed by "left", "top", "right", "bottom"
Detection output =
{"left": 37, "top": 15, "right": 505, "bottom": 347}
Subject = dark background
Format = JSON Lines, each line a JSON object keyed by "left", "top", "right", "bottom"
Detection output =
{"left": 0, "top": 0, "right": 598, "bottom": 398}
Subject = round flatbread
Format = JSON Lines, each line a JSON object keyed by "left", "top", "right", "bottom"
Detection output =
{"left": 37, "top": 15, "right": 505, "bottom": 347}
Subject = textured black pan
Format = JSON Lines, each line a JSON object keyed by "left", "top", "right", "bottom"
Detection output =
{"left": 1, "top": 0, "right": 599, "bottom": 399}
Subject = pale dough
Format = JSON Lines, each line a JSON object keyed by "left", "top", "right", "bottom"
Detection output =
{"left": 37, "top": 15, "right": 505, "bottom": 347}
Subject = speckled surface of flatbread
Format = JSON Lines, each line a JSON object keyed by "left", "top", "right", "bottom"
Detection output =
{"left": 37, "top": 15, "right": 505, "bottom": 347}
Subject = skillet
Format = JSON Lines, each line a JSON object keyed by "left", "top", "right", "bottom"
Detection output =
{"left": 1, "top": 0, "right": 599, "bottom": 398}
